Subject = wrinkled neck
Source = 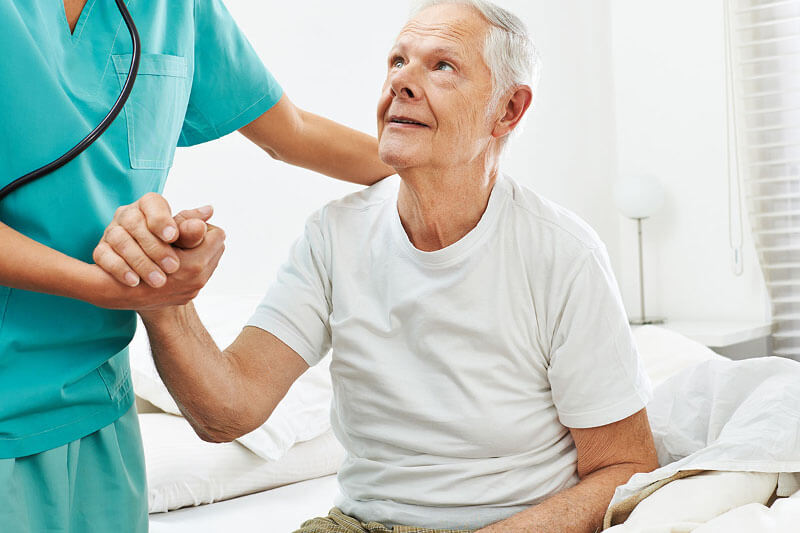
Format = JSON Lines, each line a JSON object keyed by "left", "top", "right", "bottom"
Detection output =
{"left": 397, "top": 165, "right": 498, "bottom": 252}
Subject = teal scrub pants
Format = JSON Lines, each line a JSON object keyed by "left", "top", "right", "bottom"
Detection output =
{"left": 0, "top": 406, "right": 147, "bottom": 533}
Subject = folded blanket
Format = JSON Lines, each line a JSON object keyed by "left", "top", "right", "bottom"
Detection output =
{"left": 604, "top": 470, "right": 778, "bottom": 530}
{"left": 604, "top": 357, "right": 800, "bottom": 530}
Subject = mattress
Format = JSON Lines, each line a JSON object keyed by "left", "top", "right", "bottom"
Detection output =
{"left": 149, "top": 474, "right": 339, "bottom": 533}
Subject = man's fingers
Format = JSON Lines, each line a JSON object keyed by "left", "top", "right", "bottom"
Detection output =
{"left": 174, "top": 219, "right": 208, "bottom": 249}
{"left": 206, "top": 239, "right": 226, "bottom": 276}
{"left": 93, "top": 242, "right": 140, "bottom": 287}
{"left": 173, "top": 205, "right": 213, "bottom": 228}
{"left": 105, "top": 226, "right": 168, "bottom": 288}
{"left": 138, "top": 193, "right": 178, "bottom": 243}
{"left": 174, "top": 224, "right": 225, "bottom": 273}
{"left": 204, "top": 224, "right": 226, "bottom": 249}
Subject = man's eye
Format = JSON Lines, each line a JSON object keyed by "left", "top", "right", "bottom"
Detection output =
{"left": 392, "top": 58, "right": 405, "bottom": 69}
{"left": 435, "top": 62, "right": 454, "bottom": 72}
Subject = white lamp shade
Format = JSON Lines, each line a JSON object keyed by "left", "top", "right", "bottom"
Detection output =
{"left": 614, "top": 175, "right": 665, "bottom": 219}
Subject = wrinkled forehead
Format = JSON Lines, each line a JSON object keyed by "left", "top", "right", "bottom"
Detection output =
{"left": 392, "top": 4, "right": 489, "bottom": 54}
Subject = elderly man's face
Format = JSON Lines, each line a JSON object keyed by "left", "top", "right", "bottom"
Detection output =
{"left": 377, "top": 4, "right": 496, "bottom": 171}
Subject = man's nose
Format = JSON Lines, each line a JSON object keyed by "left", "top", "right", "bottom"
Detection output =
{"left": 389, "top": 66, "right": 420, "bottom": 100}
{"left": 393, "top": 85, "right": 415, "bottom": 99}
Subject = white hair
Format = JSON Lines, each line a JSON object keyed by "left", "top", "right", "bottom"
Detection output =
{"left": 411, "top": 0, "right": 541, "bottom": 114}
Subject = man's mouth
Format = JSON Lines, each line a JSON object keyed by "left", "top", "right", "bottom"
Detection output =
{"left": 388, "top": 116, "right": 429, "bottom": 127}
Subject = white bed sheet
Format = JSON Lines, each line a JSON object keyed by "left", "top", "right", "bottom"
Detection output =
{"left": 149, "top": 474, "right": 339, "bottom": 533}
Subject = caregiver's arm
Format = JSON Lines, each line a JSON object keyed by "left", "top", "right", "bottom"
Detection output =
{"left": 139, "top": 304, "right": 308, "bottom": 442}
{"left": 0, "top": 220, "right": 225, "bottom": 310}
{"left": 239, "top": 94, "right": 395, "bottom": 185}
{"left": 94, "top": 95, "right": 393, "bottom": 285}
{"left": 476, "top": 409, "right": 659, "bottom": 533}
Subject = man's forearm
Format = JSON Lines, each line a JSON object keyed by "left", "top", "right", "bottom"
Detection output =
{"left": 477, "top": 463, "right": 643, "bottom": 533}
{"left": 139, "top": 304, "right": 258, "bottom": 442}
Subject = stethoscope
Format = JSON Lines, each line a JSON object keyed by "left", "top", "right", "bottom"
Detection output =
{"left": 0, "top": 0, "right": 141, "bottom": 202}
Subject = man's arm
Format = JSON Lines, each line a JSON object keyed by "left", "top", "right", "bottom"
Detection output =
{"left": 139, "top": 304, "right": 309, "bottom": 442}
{"left": 239, "top": 94, "right": 395, "bottom": 186}
{"left": 477, "top": 409, "right": 659, "bottom": 533}
{"left": 0, "top": 220, "right": 224, "bottom": 310}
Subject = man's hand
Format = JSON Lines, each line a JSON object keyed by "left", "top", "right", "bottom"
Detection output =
{"left": 90, "top": 223, "right": 226, "bottom": 311}
{"left": 93, "top": 192, "right": 214, "bottom": 288}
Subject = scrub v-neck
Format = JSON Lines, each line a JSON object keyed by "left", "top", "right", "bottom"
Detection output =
{"left": 63, "top": 0, "right": 97, "bottom": 43}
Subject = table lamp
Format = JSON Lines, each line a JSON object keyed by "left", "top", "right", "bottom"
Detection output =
{"left": 614, "top": 175, "right": 665, "bottom": 325}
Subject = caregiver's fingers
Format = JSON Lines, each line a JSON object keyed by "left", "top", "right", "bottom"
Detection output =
{"left": 93, "top": 241, "right": 140, "bottom": 287}
{"left": 109, "top": 195, "right": 181, "bottom": 274}
{"left": 104, "top": 225, "right": 168, "bottom": 288}
{"left": 137, "top": 192, "right": 179, "bottom": 244}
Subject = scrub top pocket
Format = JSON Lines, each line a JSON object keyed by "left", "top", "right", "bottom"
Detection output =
{"left": 97, "top": 347, "right": 133, "bottom": 406}
{"left": 112, "top": 54, "right": 188, "bottom": 170}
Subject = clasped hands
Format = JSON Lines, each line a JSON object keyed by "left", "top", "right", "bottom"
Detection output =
{"left": 91, "top": 192, "right": 225, "bottom": 311}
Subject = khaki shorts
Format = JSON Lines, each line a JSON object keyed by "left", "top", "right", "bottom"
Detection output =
{"left": 294, "top": 508, "right": 474, "bottom": 533}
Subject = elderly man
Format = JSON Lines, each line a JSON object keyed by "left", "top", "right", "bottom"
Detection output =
{"left": 135, "top": 1, "right": 658, "bottom": 531}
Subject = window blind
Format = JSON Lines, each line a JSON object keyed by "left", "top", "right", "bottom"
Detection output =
{"left": 728, "top": 0, "right": 800, "bottom": 358}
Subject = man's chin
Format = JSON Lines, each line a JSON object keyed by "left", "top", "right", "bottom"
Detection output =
{"left": 378, "top": 147, "right": 420, "bottom": 172}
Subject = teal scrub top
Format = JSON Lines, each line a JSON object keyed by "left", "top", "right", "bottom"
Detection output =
{"left": 0, "top": 0, "right": 283, "bottom": 458}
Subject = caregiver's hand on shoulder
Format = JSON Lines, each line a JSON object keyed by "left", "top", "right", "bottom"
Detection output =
{"left": 90, "top": 223, "right": 226, "bottom": 311}
{"left": 93, "top": 192, "right": 213, "bottom": 288}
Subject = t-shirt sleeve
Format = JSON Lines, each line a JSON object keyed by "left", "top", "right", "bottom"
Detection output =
{"left": 178, "top": 0, "right": 283, "bottom": 146}
{"left": 547, "top": 245, "right": 652, "bottom": 429}
{"left": 246, "top": 212, "right": 332, "bottom": 367}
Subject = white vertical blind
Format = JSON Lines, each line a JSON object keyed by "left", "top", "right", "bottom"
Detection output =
{"left": 728, "top": 0, "right": 800, "bottom": 358}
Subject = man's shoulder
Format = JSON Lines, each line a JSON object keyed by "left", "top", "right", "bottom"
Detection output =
{"left": 324, "top": 175, "right": 398, "bottom": 215}
{"left": 305, "top": 175, "right": 399, "bottom": 233}
{"left": 504, "top": 176, "right": 604, "bottom": 253}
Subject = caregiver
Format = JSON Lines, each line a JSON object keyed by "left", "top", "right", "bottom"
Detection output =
{"left": 0, "top": 1, "right": 391, "bottom": 531}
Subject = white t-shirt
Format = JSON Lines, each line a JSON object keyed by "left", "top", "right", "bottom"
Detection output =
{"left": 247, "top": 175, "right": 652, "bottom": 530}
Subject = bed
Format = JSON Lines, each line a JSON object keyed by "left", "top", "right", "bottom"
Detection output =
{"left": 148, "top": 474, "right": 339, "bottom": 533}
{"left": 132, "top": 299, "right": 800, "bottom": 532}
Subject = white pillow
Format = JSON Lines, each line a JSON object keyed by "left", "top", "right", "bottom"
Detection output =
{"left": 141, "top": 413, "right": 344, "bottom": 513}
{"left": 632, "top": 325, "right": 727, "bottom": 387}
{"left": 130, "top": 291, "right": 333, "bottom": 461}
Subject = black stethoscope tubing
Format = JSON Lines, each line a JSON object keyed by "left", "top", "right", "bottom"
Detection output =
{"left": 0, "top": 0, "right": 141, "bottom": 202}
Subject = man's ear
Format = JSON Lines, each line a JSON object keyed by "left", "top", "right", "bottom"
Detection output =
{"left": 491, "top": 85, "right": 533, "bottom": 139}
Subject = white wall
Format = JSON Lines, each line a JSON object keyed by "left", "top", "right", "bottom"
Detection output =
{"left": 609, "top": 0, "right": 770, "bottom": 322}
{"left": 504, "top": 0, "right": 621, "bottom": 275}
{"left": 164, "top": 0, "right": 769, "bottom": 326}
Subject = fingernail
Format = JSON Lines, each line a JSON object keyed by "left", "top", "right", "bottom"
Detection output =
{"left": 162, "top": 226, "right": 177, "bottom": 241}
{"left": 124, "top": 272, "right": 140, "bottom": 287}
{"left": 161, "top": 257, "right": 179, "bottom": 273}
{"left": 198, "top": 205, "right": 213, "bottom": 217}
{"left": 148, "top": 271, "right": 167, "bottom": 287}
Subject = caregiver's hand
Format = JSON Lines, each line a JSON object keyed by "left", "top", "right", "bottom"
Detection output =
{"left": 91, "top": 223, "right": 226, "bottom": 311}
{"left": 93, "top": 192, "right": 213, "bottom": 288}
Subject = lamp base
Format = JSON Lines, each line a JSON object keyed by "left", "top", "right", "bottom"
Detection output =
{"left": 629, "top": 317, "right": 666, "bottom": 326}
